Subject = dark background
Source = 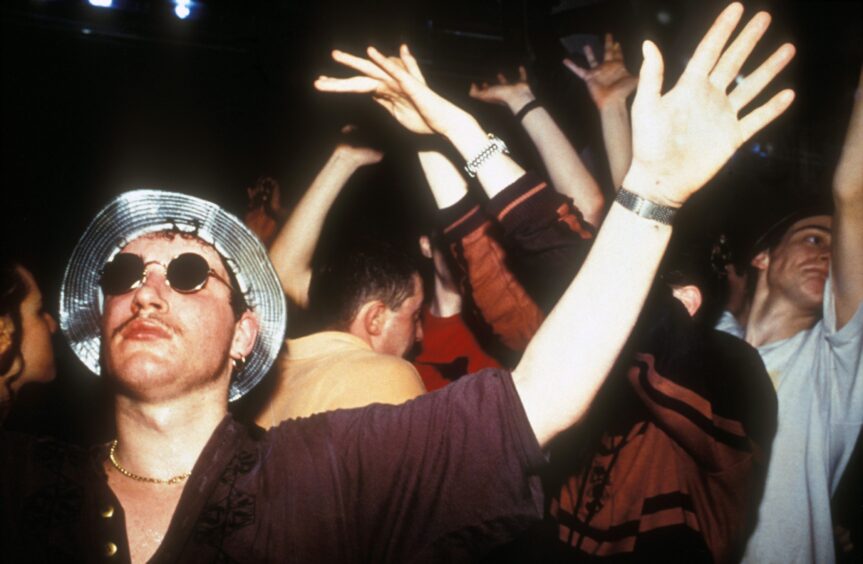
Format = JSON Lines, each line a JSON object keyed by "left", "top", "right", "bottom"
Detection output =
{"left": 4, "top": 0, "right": 862, "bottom": 284}
{"left": 3, "top": 0, "right": 862, "bottom": 558}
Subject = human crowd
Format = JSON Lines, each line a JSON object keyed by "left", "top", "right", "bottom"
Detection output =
{"left": 2, "top": 3, "right": 861, "bottom": 563}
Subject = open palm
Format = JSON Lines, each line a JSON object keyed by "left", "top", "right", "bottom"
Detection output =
{"left": 627, "top": 4, "right": 796, "bottom": 206}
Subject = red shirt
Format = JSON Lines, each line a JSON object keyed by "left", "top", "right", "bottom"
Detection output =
{"left": 413, "top": 305, "right": 501, "bottom": 391}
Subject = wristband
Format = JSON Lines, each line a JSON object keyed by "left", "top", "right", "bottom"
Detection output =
{"left": 614, "top": 187, "right": 678, "bottom": 225}
{"left": 514, "top": 99, "right": 541, "bottom": 122}
{"left": 464, "top": 133, "right": 510, "bottom": 178}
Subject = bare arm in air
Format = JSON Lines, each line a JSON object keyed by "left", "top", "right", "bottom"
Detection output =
{"left": 832, "top": 66, "right": 863, "bottom": 329}
{"left": 564, "top": 33, "right": 638, "bottom": 190}
{"left": 315, "top": 2, "right": 795, "bottom": 444}
{"left": 268, "top": 137, "right": 382, "bottom": 308}
{"left": 469, "top": 66, "right": 605, "bottom": 226}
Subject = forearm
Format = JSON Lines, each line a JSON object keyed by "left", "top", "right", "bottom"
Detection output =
{"left": 513, "top": 200, "right": 671, "bottom": 446}
{"left": 598, "top": 99, "right": 633, "bottom": 189}
{"left": 507, "top": 94, "right": 605, "bottom": 226}
{"left": 269, "top": 150, "right": 362, "bottom": 307}
{"left": 416, "top": 150, "right": 469, "bottom": 209}
{"left": 439, "top": 117, "right": 526, "bottom": 200}
{"left": 832, "top": 67, "right": 863, "bottom": 328}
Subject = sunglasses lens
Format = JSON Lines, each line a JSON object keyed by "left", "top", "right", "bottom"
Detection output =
{"left": 100, "top": 253, "right": 145, "bottom": 295}
{"left": 166, "top": 253, "right": 211, "bottom": 292}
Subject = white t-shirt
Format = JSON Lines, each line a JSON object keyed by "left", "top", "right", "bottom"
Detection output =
{"left": 716, "top": 275, "right": 863, "bottom": 564}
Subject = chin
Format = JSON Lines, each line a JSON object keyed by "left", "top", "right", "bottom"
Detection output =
{"left": 108, "top": 356, "right": 178, "bottom": 396}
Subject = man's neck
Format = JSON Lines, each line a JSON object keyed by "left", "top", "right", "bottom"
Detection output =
{"left": 430, "top": 276, "right": 462, "bottom": 318}
{"left": 744, "top": 292, "right": 820, "bottom": 348}
{"left": 112, "top": 387, "right": 228, "bottom": 481}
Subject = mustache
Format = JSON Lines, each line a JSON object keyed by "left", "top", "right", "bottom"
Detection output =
{"left": 112, "top": 315, "right": 179, "bottom": 339}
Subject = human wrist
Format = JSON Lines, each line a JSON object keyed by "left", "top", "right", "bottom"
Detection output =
{"left": 505, "top": 87, "right": 536, "bottom": 114}
{"left": 620, "top": 160, "right": 687, "bottom": 209}
{"left": 442, "top": 117, "right": 493, "bottom": 162}
{"left": 331, "top": 146, "right": 372, "bottom": 171}
{"left": 598, "top": 97, "right": 627, "bottom": 114}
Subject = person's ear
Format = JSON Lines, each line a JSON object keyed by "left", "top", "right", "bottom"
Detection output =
{"left": 671, "top": 284, "right": 703, "bottom": 318}
{"left": 751, "top": 250, "right": 770, "bottom": 271}
{"left": 418, "top": 235, "right": 433, "bottom": 259}
{"left": 230, "top": 311, "right": 259, "bottom": 360}
{"left": 361, "top": 300, "right": 388, "bottom": 337}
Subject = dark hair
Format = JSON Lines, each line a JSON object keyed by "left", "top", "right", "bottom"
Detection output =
{"left": 658, "top": 234, "right": 726, "bottom": 326}
{"left": 750, "top": 203, "right": 833, "bottom": 258}
{"left": 0, "top": 259, "right": 29, "bottom": 409}
{"left": 308, "top": 240, "right": 420, "bottom": 331}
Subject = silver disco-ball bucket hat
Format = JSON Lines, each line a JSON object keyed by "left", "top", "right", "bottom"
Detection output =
{"left": 59, "top": 189, "right": 286, "bottom": 401}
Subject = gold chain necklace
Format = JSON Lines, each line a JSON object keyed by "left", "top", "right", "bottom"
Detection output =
{"left": 108, "top": 439, "right": 192, "bottom": 485}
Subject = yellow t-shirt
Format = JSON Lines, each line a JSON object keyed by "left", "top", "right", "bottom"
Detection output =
{"left": 255, "top": 331, "right": 426, "bottom": 426}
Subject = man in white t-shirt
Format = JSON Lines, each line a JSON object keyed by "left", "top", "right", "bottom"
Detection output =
{"left": 716, "top": 67, "right": 863, "bottom": 564}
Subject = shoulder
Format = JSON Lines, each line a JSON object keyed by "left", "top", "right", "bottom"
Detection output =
{"left": 353, "top": 352, "right": 426, "bottom": 396}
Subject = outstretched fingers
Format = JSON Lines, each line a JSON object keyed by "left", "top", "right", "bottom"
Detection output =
{"left": 739, "top": 88, "right": 795, "bottom": 141}
{"left": 685, "top": 2, "right": 745, "bottom": 78}
{"left": 709, "top": 11, "right": 771, "bottom": 90}
{"left": 314, "top": 75, "right": 380, "bottom": 93}
{"left": 634, "top": 40, "right": 664, "bottom": 104}
{"left": 367, "top": 47, "right": 421, "bottom": 91}
{"left": 728, "top": 43, "right": 796, "bottom": 112}
{"left": 331, "top": 49, "right": 392, "bottom": 84}
{"left": 584, "top": 44, "right": 598, "bottom": 68}
{"left": 603, "top": 33, "right": 614, "bottom": 62}
{"left": 563, "top": 58, "right": 589, "bottom": 80}
{"left": 518, "top": 65, "right": 528, "bottom": 82}
{"left": 399, "top": 45, "right": 427, "bottom": 85}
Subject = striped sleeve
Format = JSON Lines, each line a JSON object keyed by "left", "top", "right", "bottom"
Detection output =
{"left": 626, "top": 309, "right": 777, "bottom": 472}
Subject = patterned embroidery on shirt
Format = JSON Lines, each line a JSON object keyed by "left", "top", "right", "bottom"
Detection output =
{"left": 219, "top": 449, "right": 256, "bottom": 485}
{"left": 195, "top": 490, "right": 256, "bottom": 546}
{"left": 194, "top": 448, "right": 258, "bottom": 552}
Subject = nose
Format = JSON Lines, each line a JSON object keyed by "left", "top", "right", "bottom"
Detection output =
{"left": 45, "top": 312, "right": 58, "bottom": 334}
{"left": 131, "top": 266, "right": 169, "bottom": 314}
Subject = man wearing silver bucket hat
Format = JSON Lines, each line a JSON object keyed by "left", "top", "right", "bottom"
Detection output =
{"left": 1, "top": 5, "right": 796, "bottom": 562}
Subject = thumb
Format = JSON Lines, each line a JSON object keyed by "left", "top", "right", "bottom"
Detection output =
{"left": 563, "top": 58, "right": 588, "bottom": 80}
{"left": 636, "top": 40, "right": 664, "bottom": 102}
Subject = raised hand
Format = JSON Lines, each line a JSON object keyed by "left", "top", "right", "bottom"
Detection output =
{"left": 564, "top": 33, "right": 638, "bottom": 109}
{"left": 315, "top": 45, "right": 476, "bottom": 140}
{"left": 468, "top": 66, "right": 535, "bottom": 112}
{"left": 334, "top": 126, "right": 384, "bottom": 168}
{"left": 624, "top": 2, "right": 795, "bottom": 208}
{"left": 315, "top": 49, "right": 434, "bottom": 134}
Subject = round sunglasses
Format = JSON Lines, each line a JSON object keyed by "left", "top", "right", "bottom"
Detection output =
{"left": 100, "top": 252, "right": 234, "bottom": 295}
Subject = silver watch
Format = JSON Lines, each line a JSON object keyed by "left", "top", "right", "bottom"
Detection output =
{"left": 614, "top": 188, "right": 678, "bottom": 225}
{"left": 464, "top": 134, "right": 510, "bottom": 178}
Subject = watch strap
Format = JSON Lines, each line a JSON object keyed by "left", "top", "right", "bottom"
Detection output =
{"left": 614, "top": 187, "right": 678, "bottom": 225}
{"left": 464, "top": 134, "right": 510, "bottom": 178}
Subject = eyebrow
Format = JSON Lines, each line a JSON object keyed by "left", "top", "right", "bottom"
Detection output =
{"left": 789, "top": 224, "right": 832, "bottom": 236}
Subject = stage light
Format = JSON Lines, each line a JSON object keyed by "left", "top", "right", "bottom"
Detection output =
{"left": 174, "top": 0, "right": 191, "bottom": 20}
{"left": 88, "top": 0, "right": 113, "bottom": 7}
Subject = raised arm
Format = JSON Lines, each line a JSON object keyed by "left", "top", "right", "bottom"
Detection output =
{"left": 469, "top": 67, "right": 605, "bottom": 226}
{"left": 832, "top": 66, "right": 863, "bottom": 329}
{"left": 315, "top": 2, "right": 795, "bottom": 445}
{"left": 517, "top": 5, "right": 793, "bottom": 444}
{"left": 269, "top": 142, "right": 382, "bottom": 308}
{"left": 564, "top": 33, "right": 638, "bottom": 189}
